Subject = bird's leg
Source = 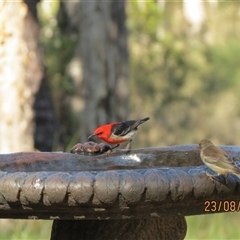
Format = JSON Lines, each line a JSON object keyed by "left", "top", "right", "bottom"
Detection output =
{"left": 205, "top": 171, "right": 228, "bottom": 183}
{"left": 111, "top": 144, "right": 119, "bottom": 150}
{"left": 124, "top": 140, "right": 132, "bottom": 150}
{"left": 102, "top": 144, "right": 119, "bottom": 155}
{"left": 205, "top": 171, "right": 214, "bottom": 181}
{"left": 125, "top": 142, "right": 131, "bottom": 150}
{"left": 205, "top": 171, "right": 219, "bottom": 181}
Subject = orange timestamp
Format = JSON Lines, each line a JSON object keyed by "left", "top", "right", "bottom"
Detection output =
{"left": 204, "top": 200, "right": 240, "bottom": 212}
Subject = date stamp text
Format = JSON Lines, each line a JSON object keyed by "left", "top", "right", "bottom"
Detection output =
{"left": 204, "top": 201, "right": 240, "bottom": 212}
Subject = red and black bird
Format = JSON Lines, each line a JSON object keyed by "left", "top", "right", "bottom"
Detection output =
{"left": 88, "top": 117, "right": 150, "bottom": 149}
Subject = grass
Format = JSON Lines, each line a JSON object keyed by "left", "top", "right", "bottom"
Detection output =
{"left": 0, "top": 212, "right": 239, "bottom": 239}
{"left": 186, "top": 212, "right": 240, "bottom": 239}
{"left": 0, "top": 219, "right": 52, "bottom": 240}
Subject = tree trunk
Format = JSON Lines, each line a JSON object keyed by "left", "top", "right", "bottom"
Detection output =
{"left": 0, "top": 0, "right": 57, "bottom": 152}
{"left": 56, "top": 0, "right": 128, "bottom": 146}
{"left": 0, "top": 0, "right": 43, "bottom": 152}
{"left": 79, "top": 1, "right": 129, "bottom": 141}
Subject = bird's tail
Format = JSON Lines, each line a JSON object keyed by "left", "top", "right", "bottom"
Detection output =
{"left": 140, "top": 117, "right": 150, "bottom": 123}
{"left": 132, "top": 117, "right": 150, "bottom": 129}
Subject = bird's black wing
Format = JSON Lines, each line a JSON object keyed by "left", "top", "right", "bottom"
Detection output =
{"left": 112, "top": 117, "right": 150, "bottom": 136}
{"left": 111, "top": 121, "right": 136, "bottom": 136}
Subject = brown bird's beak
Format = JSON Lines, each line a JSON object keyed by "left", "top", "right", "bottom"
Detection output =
{"left": 88, "top": 134, "right": 96, "bottom": 141}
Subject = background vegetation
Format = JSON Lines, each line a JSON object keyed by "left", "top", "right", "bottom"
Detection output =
{"left": 1, "top": 0, "right": 240, "bottom": 239}
{"left": 128, "top": 1, "right": 240, "bottom": 148}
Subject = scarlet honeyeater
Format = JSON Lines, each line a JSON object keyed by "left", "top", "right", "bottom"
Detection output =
{"left": 88, "top": 117, "right": 150, "bottom": 148}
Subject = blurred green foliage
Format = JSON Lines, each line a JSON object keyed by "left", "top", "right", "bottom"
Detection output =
{"left": 128, "top": 1, "right": 240, "bottom": 147}
{"left": 0, "top": 219, "right": 51, "bottom": 239}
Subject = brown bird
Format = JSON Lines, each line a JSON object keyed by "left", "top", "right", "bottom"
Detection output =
{"left": 199, "top": 139, "right": 240, "bottom": 179}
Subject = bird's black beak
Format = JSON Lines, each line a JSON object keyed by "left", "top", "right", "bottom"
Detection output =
{"left": 88, "top": 134, "right": 96, "bottom": 141}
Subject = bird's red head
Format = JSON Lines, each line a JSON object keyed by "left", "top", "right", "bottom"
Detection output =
{"left": 93, "top": 123, "right": 119, "bottom": 143}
